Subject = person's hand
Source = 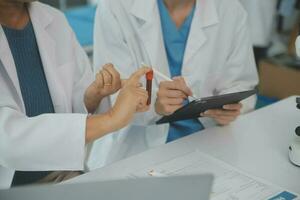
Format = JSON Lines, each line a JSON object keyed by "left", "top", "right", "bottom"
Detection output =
{"left": 155, "top": 76, "right": 193, "bottom": 116}
{"left": 85, "top": 67, "right": 151, "bottom": 143}
{"left": 92, "top": 63, "right": 122, "bottom": 98}
{"left": 201, "top": 103, "right": 243, "bottom": 126}
{"left": 108, "top": 67, "right": 152, "bottom": 128}
{"left": 85, "top": 64, "right": 122, "bottom": 113}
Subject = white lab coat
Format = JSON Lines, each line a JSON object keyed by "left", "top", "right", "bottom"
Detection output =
{"left": 90, "top": 0, "right": 259, "bottom": 170}
{"left": 239, "top": 0, "right": 277, "bottom": 47}
{"left": 0, "top": 2, "right": 96, "bottom": 188}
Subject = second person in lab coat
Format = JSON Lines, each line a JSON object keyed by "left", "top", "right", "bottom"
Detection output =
{"left": 239, "top": 0, "right": 277, "bottom": 65}
{"left": 91, "top": 0, "right": 259, "bottom": 169}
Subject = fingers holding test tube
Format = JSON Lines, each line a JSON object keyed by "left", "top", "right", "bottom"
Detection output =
{"left": 141, "top": 63, "right": 195, "bottom": 116}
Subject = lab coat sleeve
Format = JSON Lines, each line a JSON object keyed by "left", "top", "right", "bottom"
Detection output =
{"left": 0, "top": 107, "right": 87, "bottom": 171}
{"left": 215, "top": 8, "right": 259, "bottom": 114}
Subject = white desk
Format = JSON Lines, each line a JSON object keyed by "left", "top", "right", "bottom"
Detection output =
{"left": 70, "top": 96, "right": 300, "bottom": 194}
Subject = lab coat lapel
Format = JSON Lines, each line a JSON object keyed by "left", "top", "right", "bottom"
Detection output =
{"left": 130, "top": 0, "right": 171, "bottom": 81}
{"left": 0, "top": 27, "right": 25, "bottom": 110}
{"left": 183, "top": 0, "right": 219, "bottom": 64}
{"left": 29, "top": 3, "right": 67, "bottom": 113}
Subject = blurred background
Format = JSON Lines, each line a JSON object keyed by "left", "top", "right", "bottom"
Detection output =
{"left": 47, "top": 0, "right": 300, "bottom": 109}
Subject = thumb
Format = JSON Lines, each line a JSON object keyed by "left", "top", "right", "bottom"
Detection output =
{"left": 128, "top": 67, "right": 152, "bottom": 85}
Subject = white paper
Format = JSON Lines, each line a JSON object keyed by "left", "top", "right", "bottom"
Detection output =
{"left": 129, "top": 151, "right": 298, "bottom": 200}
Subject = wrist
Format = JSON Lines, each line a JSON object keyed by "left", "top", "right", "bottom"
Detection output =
{"left": 105, "top": 108, "right": 124, "bottom": 131}
{"left": 86, "top": 111, "right": 122, "bottom": 144}
{"left": 84, "top": 92, "right": 103, "bottom": 107}
{"left": 154, "top": 101, "right": 162, "bottom": 115}
{"left": 84, "top": 84, "right": 105, "bottom": 113}
{"left": 154, "top": 101, "right": 166, "bottom": 116}
{"left": 86, "top": 83, "right": 105, "bottom": 102}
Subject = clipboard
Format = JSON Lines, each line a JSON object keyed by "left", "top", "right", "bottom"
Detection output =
{"left": 156, "top": 89, "right": 257, "bottom": 124}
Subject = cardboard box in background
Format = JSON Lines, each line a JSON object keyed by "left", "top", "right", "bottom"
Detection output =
{"left": 259, "top": 60, "right": 300, "bottom": 99}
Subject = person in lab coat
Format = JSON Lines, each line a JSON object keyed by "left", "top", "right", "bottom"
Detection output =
{"left": 239, "top": 0, "right": 277, "bottom": 66}
{"left": 91, "top": 0, "right": 259, "bottom": 170}
{"left": 0, "top": 0, "right": 151, "bottom": 187}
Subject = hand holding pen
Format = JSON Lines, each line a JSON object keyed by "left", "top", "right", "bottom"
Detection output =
{"left": 141, "top": 63, "right": 196, "bottom": 116}
{"left": 149, "top": 67, "right": 197, "bottom": 100}
{"left": 155, "top": 76, "right": 194, "bottom": 116}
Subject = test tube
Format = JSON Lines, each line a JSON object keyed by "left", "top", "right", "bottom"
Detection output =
{"left": 146, "top": 70, "right": 154, "bottom": 105}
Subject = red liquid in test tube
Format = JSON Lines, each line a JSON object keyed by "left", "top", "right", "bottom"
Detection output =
{"left": 146, "top": 70, "right": 153, "bottom": 105}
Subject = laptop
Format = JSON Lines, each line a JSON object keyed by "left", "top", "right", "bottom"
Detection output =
{"left": 0, "top": 174, "right": 213, "bottom": 200}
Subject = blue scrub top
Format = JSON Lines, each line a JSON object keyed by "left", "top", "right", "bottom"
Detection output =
{"left": 157, "top": 0, "right": 204, "bottom": 142}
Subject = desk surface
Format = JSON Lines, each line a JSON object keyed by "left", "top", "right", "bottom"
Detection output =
{"left": 70, "top": 96, "right": 300, "bottom": 193}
